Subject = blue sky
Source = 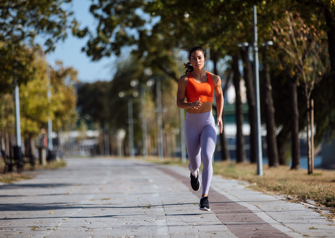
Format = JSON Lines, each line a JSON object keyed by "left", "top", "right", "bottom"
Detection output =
{"left": 37, "top": 0, "right": 116, "bottom": 83}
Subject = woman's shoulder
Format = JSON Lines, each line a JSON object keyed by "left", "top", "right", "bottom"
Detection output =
{"left": 207, "top": 72, "right": 221, "bottom": 84}
{"left": 179, "top": 73, "right": 189, "bottom": 82}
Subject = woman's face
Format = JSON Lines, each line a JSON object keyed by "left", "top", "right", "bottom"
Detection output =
{"left": 190, "top": 50, "right": 206, "bottom": 70}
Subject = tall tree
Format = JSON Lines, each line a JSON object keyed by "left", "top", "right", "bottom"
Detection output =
{"left": 261, "top": 46, "right": 279, "bottom": 167}
{"left": 0, "top": 0, "right": 83, "bottom": 94}
{"left": 212, "top": 49, "right": 230, "bottom": 161}
{"left": 77, "top": 81, "right": 110, "bottom": 129}
{"left": 50, "top": 61, "right": 78, "bottom": 132}
{"left": 240, "top": 46, "right": 257, "bottom": 164}
{"left": 232, "top": 54, "right": 246, "bottom": 163}
{"left": 292, "top": 0, "right": 335, "bottom": 102}
{"left": 276, "top": 12, "right": 330, "bottom": 172}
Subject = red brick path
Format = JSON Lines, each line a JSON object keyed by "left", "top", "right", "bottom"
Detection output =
{"left": 158, "top": 167, "right": 291, "bottom": 238}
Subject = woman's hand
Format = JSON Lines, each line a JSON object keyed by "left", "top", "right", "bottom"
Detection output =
{"left": 217, "top": 116, "right": 223, "bottom": 133}
{"left": 190, "top": 98, "right": 202, "bottom": 109}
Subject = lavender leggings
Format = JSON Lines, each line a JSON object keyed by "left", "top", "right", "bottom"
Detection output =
{"left": 184, "top": 111, "right": 217, "bottom": 195}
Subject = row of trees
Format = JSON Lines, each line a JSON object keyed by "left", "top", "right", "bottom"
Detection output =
{"left": 0, "top": 1, "right": 81, "bottom": 158}
{"left": 1, "top": 1, "right": 335, "bottom": 171}
{"left": 74, "top": 0, "right": 335, "bottom": 170}
{"left": 76, "top": 55, "right": 181, "bottom": 157}
{"left": 0, "top": 46, "right": 78, "bottom": 157}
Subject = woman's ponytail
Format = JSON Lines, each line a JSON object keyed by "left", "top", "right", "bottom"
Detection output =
{"left": 184, "top": 62, "right": 193, "bottom": 74}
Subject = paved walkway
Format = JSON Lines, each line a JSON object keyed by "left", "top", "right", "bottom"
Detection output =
{"left": 0, "top": 158, "right": 334, "bottom": 238}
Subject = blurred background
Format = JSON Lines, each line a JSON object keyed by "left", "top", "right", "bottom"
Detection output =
{"left": 1, "top": 0, "right": 335, "bottom": 172}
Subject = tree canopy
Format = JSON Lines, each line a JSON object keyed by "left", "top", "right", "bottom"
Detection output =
{"left": 0, "top": 0, "right": 85, "bottom": 94}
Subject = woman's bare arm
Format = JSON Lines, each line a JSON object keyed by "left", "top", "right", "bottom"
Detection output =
{"left": 212, "top": 74, "right": 224, "bottom": 133}
{"left": 176, "top": 75, "right": 202, "bottom": 110}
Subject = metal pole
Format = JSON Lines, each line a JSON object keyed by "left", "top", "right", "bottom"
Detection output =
{"left": 253, "top": 5, "right": 263, "bottom": 176}
{"left": 141, "top": 87, "right": 148, "bottom": 157}
{"left": 104, "top": 124, "right": 110, "bottom": 156}
{"left": 14, "top": 85, "right": 21, "bottom": 148}
{"left": 47, "top": 65, "right": 53, "bottom": 152}
{"left": 128, "top": 99, "right": 134, "bottom": 157}
{"left": 156, "top": 79, "right": 163, "bottom": 160}
{"left": 13, "top": 62, "right": 23, "bottom": 170}
{"left": 180, "top": 109, "right": 186, "bottom": 163}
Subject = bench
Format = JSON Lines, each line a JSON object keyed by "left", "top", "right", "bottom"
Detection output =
{"left": 1, "top": 149, "right": 16, "bottom": 173}
{"left": 1, "top": 149, "right": 35, "bottom": 173}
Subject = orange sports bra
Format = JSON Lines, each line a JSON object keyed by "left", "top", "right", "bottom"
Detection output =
{"left": 185, "top": 71, "right": 215, "bottom": 102}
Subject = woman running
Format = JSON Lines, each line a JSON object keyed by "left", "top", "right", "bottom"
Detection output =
{"left": 176, "top": 46, "right": 224, "bottom": 211}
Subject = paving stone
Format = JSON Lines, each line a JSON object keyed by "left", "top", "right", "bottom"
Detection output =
{"left": 0, "top": 158, "right": 334, "bottom": 237}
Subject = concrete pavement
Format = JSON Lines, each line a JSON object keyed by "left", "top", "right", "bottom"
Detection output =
{"left": 0, "top": 158, "right": 334, "bottom": 238}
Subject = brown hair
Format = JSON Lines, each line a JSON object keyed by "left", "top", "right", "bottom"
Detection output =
{"left": 184, "top": 46, "right": 206, "bottom": 74}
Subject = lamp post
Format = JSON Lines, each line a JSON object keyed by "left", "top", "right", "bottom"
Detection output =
{"left": 47, "top": 64, "right": 54, "bottom": 161}
{"left": 119, "top": 80, "right": 139, "bottom": 158}
{"left": 140, "top": 86, "right": 148, "bottom": 157}
{"left": 119, "top": 91, "right": 135, "bottom": 157}
{"left": 253, "top": 5, "right": 263, "bottom": 176}
{"left": 13, "top": 58, "right": 23, "bottom": 170}
{"left": 236, "top": 6, "right": 263, "bottom": 175}
{"left": 156, "top": 79, "right": 163, "bottom": 161}
{"left": 128, "top": 98, "right": 135, "bottom": 157}
{"left": 140, "top": 79, "right": 154, "bottom": 158}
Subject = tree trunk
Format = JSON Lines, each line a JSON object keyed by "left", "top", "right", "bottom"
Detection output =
{"left": 232, "top": 54, "right": 246, "bottom": 163}
{"left": 240, "top": 46, "right": 257, "bottom": 163}
{"left": 0, "top": 135, "right": 4, "bottom": 151}
{"left": 24, "top": 137, "right": 30, "bottom": 156}
{"left": 5, "top": 132, "right": 10, "bottom": 153}
{"left": 289, "top": 76, "right": 300, "bottom": 169}
{"left": 262, "top": 50, "right": 279, "bottom": 167}
{"left": 30, "top": 134, "right": 35, "bottom": 157}
{"left": 324, "top": 8, "right": 335, "bottom": 102}
{"left": 276, "top": 125, "right": 290, "bottom": 165}
{"left": 306, "top": 98, "right": 312, "bottom": 174}
{"left": 212, "top": 50, "right": 230, "bottom": 161}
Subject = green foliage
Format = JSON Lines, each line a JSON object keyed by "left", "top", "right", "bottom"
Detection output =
{"left": 0, "top": 0, "right": 81, "bottom": 53}
{"left": 0, "top": 42, "right": 36, "bottom": 95}
{"left": 20, "top": 52, "right": 50, "bottom": 137}
{"left": 0, "top": 94, "right": 15, "bottom": 136}
{"left": 77, "top": 0, "right": 335, "bottom": 146}
{"left": 77, "top": 80, "right": 111, "bottom": 128}
{"left": 50, "top": 61, "right": 78, "bottom": 131}
{"left": 0, "top": 47, "right": 78, "bottom": 140}
{"left": 0, "top": 0, "right": 85, "bottom": 95}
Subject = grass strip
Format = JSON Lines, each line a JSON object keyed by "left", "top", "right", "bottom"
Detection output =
{"left": 140, "top": 156, "right": 335, "bottom": 218}
{"left": 0, "top": 160, "right": 67, "bottom": 184}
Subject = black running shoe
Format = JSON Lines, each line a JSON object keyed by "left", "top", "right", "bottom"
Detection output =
{"left": 190, "top": 170, "right": 201, "bottom": 191}
{"left": 199, "top": 197, "right": 210, "bottom": 211}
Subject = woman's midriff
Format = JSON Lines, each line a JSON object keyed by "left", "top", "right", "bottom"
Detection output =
{"left": 187, "top": 102, "right": 212, "bottom": 114}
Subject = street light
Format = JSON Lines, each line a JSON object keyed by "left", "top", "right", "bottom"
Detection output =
{"left": 156, "top": 78, "right": 164, "bottom": 161}
{"left": 261, "top": 41, "right": 273, "bottom": 49}
{"left": 46, "top": 64, "right": 54, "bottom": 161}
{"left": 235, "top": 6, "right": 263, "bottom": 176}
{"left": 119, "top": 91, "right": 135, "bottom": 157}
{"left": 253, "top": 5, "right": 263, "bottom": 176}
{"left": 237, "top": 42, "right": 249, "bottom": 50}
{"left": 118, "top": 79, "right": 139, "bottom": 158}
{"left": 139, "top": 79, "right": 154, "bottom": 158}
{"left": 13, "top": 58, "right": 23, "bottom": 171}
